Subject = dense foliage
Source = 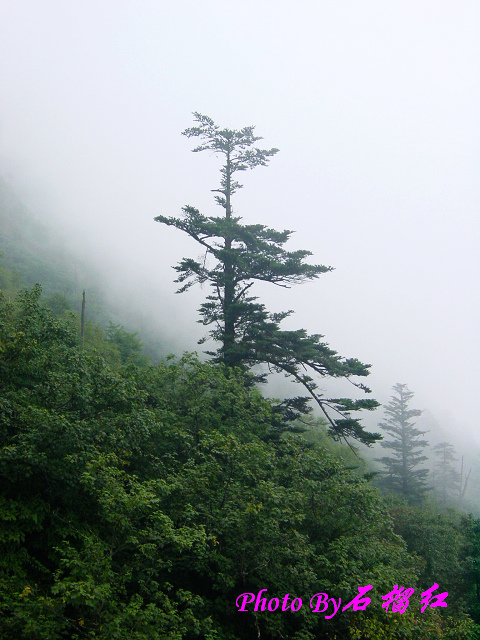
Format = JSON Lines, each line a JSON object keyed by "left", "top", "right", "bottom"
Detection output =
{"left": 0, "top": 285, "right": 479, "bottom": 639}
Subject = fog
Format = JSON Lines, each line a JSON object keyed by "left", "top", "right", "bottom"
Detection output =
{"left": 0, "top": 1, "right": 479, "bottom": 448}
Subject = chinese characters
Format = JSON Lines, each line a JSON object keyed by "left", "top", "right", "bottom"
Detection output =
{"left": 235, "top": 585, "right": 448, "bottom": 616}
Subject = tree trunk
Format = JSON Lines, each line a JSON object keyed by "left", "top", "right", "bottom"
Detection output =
{"left": 223, "top": 149, "right": 236, "bottom": 367}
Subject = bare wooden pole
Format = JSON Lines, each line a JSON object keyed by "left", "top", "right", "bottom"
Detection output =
{"left": 459, "top": 456, "right": 472, "bottom": 504}
{"left": 460, "top": 456, "right": 464, "bottom": 500}
{"left": 81, "top": 290, "right": 86, "bottom": 344}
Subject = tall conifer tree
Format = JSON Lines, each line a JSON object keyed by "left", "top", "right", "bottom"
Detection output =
{"left": 155, "top": 113, "right": 380, "bottom": 446}
{"left": 376, "top": 383, "right": 429, "bottom": 502}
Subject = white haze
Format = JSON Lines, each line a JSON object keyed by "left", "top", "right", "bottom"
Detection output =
{"left": 0, "top": 1, "right": 479, "bottom": 447}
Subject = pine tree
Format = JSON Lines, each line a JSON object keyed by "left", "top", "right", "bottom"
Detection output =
{"left": 376, "top": 383, "right": 429, "bottom": 502}
{"left": 155, "top": 113, "right": 380, "bottom": 446}
{"left": 432, "top": 442, "right": 461, "bottom": 505}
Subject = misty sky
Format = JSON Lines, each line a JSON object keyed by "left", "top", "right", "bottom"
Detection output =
{"left": 0, "top": 1, "right": 479, "bottom": 445}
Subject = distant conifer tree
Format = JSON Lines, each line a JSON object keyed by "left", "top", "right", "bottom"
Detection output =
{"left": 155, "top": 113, "right": 380, "bottom": 446}
{"left": 432, "top": 441, "right": 461, "bottom": 505}
{"left": 376, "top": 383, "right": 429, "bottom": 502}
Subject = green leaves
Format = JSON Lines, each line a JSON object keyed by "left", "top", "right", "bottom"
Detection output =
{"left": 0, "top": 288, "right": 477, "bottom": 638}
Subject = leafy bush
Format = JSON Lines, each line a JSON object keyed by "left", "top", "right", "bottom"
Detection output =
{"left": 0, "top": 287, "right": 477, "bottom": 638}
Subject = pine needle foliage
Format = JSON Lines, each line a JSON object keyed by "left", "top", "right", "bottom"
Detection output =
{"left": 155, "top": 113, "right": 380, "bottom": 446}
{"left": 376, "top": 383, "right": 430, "bottom": 502}
{"left": 432, "top": 441, "right": 461, "bottom": 505}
